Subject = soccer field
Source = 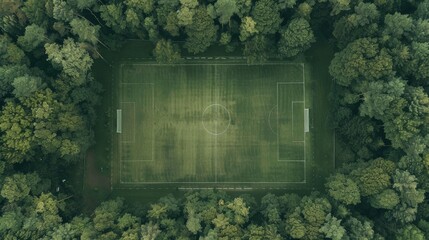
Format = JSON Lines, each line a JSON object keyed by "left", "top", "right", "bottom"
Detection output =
{"left": 111, "top": 63, "right": 310, "bottom": 185}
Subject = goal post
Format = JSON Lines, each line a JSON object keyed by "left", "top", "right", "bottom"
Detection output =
{"left": 304, "top": 108, "right": 309, "bottom": 133}
{"left": 117, "top": 109, "right": 122, "bottom": 133}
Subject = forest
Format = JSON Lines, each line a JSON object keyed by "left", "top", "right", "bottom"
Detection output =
{"left": 0, "top": 0, "right": 429, "bottom": 239}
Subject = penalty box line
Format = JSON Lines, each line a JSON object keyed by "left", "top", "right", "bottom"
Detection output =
{"left": 118, "top": 82, "right": 155, "bottom": 182}
{"left": 276, "top": 82, "right": 305, "bottom": 163}
{"left": 277, "top": 63, "right": 306, "bottom": 183}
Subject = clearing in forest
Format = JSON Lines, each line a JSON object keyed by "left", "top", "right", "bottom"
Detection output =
{"left": 111, "top": 62, "right": 311, "bottom": 186}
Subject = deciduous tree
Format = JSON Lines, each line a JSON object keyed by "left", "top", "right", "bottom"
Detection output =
{"left": 153, "top": 39, "right": 182, "bottom": 64}
{"left": 45, "top": 38, "right": 93, "bottom": 85}
{"left": 319, "top": 214, "right": 346, "bottom": 240}
{"left": 239, "top": 16, "right": 258, "bottom": 42}
{"left": 325, "top": 173, "right": 361, "bottom": 205}
{"left": 184, "top": 7, "right": 218, "bottom": 54}
{"left": 251, "top": 0, "right": 282, "bottom": 34}
{"left": 17, "top": 24, "right": 46, "bottom": 52}
{"left": 12, "top": 74, "right": 43, "bottom": 98}
{"left": 70, "top": 18, "right": 100, "bottom": 46}
{"left": 329, "top": 38, "right": 393, "bottom": 86}
{"left": 278, "top": 18, "right": 315, "bottom": 58}
{"left": 214, "top": 0, "right": 237, "bottom": 25}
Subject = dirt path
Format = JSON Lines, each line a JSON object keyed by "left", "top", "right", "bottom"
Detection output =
{"left": 85, "top": 148, "right": 110, "bottom": 189}
{"left": 83, "top": 148, "right": 110, "bottom": 211}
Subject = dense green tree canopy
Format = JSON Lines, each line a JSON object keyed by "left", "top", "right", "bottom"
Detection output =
{"left": 329, "top": 38, "right": 393, "bottom": 86}
{"left": 278, "top": 18, "right": 315, "bottom": 58}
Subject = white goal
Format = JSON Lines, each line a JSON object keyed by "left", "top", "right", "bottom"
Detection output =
{"left": 304, "top": 108, "right": 309, "bottom": 133}
{"left": 117, "top": 109, "right": 122, "bottom": 133}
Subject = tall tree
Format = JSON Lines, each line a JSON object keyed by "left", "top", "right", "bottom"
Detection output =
{"left": 251, "top": 0, "right": 282, "bottom": 34}
{"left": 153, "top": 39, "right": 182, "bottom": 64}
{"left": 278, "top": 18, "right": 315, "bottom": 58}
{"left": 45, "top": 38, "right": 93, "bottom": 85}
{"left": 12, "top": 74, "right": 43, "bottom": 98}
{"left": 17, "top": 24, "right": 46, "bottom": 52}
{"left": 184, "top": 7, "right": 218, "bottom": 54}
{"left": 325, "top": 173, "right": 361, "bottom": 205}
{"left": 99, "top": 3, "right": 127, "bottom": 34}
{"left": 70, "top": 18, "right": 100, "bottom": 46}
{"left": 329, "top": 38, "right": 393, "bottom": 86}
{"left": 319, "top": 214, "right": 346, "bottom": 240}
{"left": 389, "top": 170, "right": 425, "bottom": 224}
{"left": 239, "top": 16, "right": 258, "bottom": 42}
{"left": 214, "top": 0, "right": 238, "bottom": 25}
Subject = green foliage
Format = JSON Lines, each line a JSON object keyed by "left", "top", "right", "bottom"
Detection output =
{"left": 278, "top": 0, "right": 297, "bottom": 10}
{"left": 416, "top": 0, "right": 429, "bottom": 19}
{"left": 17, "top": 24, "right": 46, "bottom": 52}
{"left": 382, "top": 86, "right": 429, "bottom": 149}
{"left": 236, "top": 0, "right": 252, "bottom": 17}
{"left": 184, "top": 7, "right": 218, "bottom": 54}
{"left": 219, "top": 32, "right": 231, "bottom": 45}
{"left": 1, "top": 173, "right": 32, "bottom": 202}
{"left": 100, "top": 4, "right": 127, "bottom": 33}
{"left": 177, "top": 6, "right": 194, "bottom": 26}
{"left": 125, "top": 0, "right": 154, "bottom": 14}
{"left": 153, "top": 39, "right": 182, "bottom": 64}
{"left": 369, "top": 189, "right": 400, "bottom": 209}
{"left": 329, "top": 0, "right": 351, "bottom": 16}
{"left": 343, "top": 217, "right": 374, "bottom": 240}
{"left": 396, "top": 225, "right": 425, "bottom": 240}
{"left": 251, "top": 0, "right": 282, "bottom": 34}
{"left": 52, "top": 0, "right": 75, "bottom": 22}
{"left": 239, "top": 16, "right": 258, "bottom": 42}
{"left": 0, "top": 88, "right": 88, "bottom": 162}
{"left": 389, "top": 170, "right": 425, "bottom": 224}
{"left": 12, "top": 74, "right": 43, "bottom": 98}
{"left": 383, "top": 13, "right": 413, "bottom": 39}
{"left": 75, "top": 0, "right": 97, "bottom": 10}
{"left": 22, "top": 0, "right": 49, "bottom": 26}
{"left": 0, "top": 64, "right": 30, "bottom": 98}
{"left": 45, "top": 38, "right": 93, "bottom": 85}
{"left": 326, "top": 173, "right": 361, "bottom": 205}
{"left": 70, "top": 18, "right": 100, "bottom": 45}
{"left": 319, "top": 214, "right": 346, "bottom": 240}
{"left": 93, "top": 198, "right": 124, "bottom": 232}
{"left": 407, "top": 42, "right": 429, "bottom": 81}
{"left": 350, "top": 159, "right": 393, "bottom": 197}
{"left": 286, "top": 196, "right": 332, "bottom": 239}
{"left": 244, "top": 35, "right": 271, "bottom": 64}
{"left": 0, "top": 35, "right": 27, "bottom": 65}
{"left": 143, "top": 17, "right": 159, "bottom": 42}
{"left": 358, "top": 78, "right": 406, "bottom": 119}
{"left": 329, "top": 38, "right": 393, "bottom": 86}
{"left": 214, "top": 0, "right": 237, "bottom": 25}
{"left": 278, "top": 18, "right": 315, "bottom": 58}
{"left": 164, "top": 12, "right": 180, "bottom": 36}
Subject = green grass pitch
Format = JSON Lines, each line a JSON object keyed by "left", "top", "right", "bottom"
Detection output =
{"left": 112, "top": 63, "right": 311, "bottom": 185}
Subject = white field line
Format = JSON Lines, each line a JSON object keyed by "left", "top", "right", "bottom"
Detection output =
{"left": 117, "top": 62, "right": 307, "bottom": 185}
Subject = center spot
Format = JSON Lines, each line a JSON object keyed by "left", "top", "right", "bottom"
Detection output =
{"left": 202, "top": 104, "right": 231, "bottom": 135}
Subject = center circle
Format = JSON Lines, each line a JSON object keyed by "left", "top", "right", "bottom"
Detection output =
{"left": 202, "top": 104, "right": 231, "bottom": 135}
